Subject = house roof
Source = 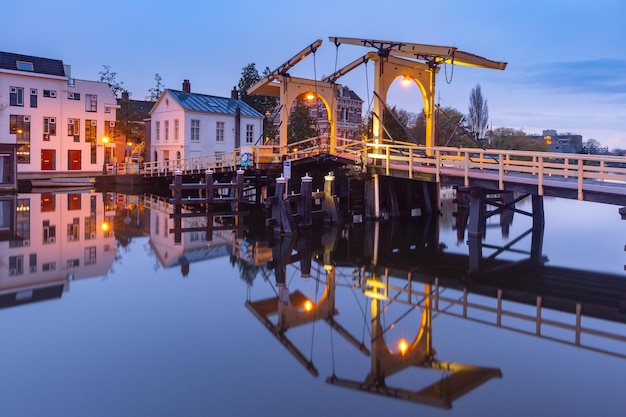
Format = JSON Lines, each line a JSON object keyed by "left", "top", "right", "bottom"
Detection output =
{"left": 165, "top": 89, "right": 263, "bottom": 118}
{"left": 0, "top": 51, "right": 66, "bottom": 77}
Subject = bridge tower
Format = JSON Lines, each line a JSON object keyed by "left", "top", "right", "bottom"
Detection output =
{"left": 328, "top": 38, "right": 507, "bottom": 153}
{"left": 247, "top": 40, "right": 340, "bottom": 150}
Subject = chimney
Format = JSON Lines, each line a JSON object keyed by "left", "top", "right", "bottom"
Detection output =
{"left": 122, "top": 91, "right": 129, "bottom": 100}
{"left": 182, "top": 79, "right": 191, "bottom": 94}
{"left": 231, "top": 86, "right": 239, "bottom": 100}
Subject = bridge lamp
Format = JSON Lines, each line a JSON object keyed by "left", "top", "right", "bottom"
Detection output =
{"left": 303, "top": 300, "right": 313, "bottom": 312}
{"left": 401, "top": 75, "right": 412, "bottom": 86}
{"left": 305, "top": 92, "right": 316, "bottom": 101}
{"left": 398, "top": 339, "right": 409, "bottom": 355}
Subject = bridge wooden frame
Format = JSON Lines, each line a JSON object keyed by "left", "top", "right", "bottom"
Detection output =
{"left": 143, "top": 138, "right": 626, "bottom": 205}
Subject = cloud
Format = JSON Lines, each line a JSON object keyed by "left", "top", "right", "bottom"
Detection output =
{"left": 511, "top": 59, "right": 626, "bottom": 97}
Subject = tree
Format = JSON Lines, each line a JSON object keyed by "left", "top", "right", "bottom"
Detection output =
{"left": 583, "top": 138, "right": 602, "bottom": 154}
{"left": 490, "top": 127, "right": 547, "bottom": 152}
{"left": 99, "top": 65, "right": 124, "bottom": 98}
{"left": 434, "top": 106, "right": 477, "bottom": 147}
{"left": 467, "top": 84, "right": 489, "bottom": 147}
{"left": 287, "top": 100, "right": 318, "bottom": 145}
{"left": 147, "top": 73, "right": 164, "bottom": 102}
{"left": 237, "top": 63, "right": 278, "bottom": 143}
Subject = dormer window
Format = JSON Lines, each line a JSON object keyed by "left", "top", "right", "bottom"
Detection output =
{"left": 16, "top": 61, "right": 34, "bottom": 71}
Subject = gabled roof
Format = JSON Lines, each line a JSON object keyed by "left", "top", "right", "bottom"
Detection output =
{"left": 0, "top": 51, "right": 66, "bottom": 77}
{"left": 165, "top": 89, "right": 263, "bottom": 118}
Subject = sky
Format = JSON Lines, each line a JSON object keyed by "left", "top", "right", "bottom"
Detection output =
{"left": 2, "top": 0, "right": 625, "bottom": 149}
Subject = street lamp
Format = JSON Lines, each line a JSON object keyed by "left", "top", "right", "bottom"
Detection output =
{"left": 100, "top": 136, "right": 110, "bottom": 174}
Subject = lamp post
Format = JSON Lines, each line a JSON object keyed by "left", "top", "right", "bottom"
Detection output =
{"left": 101, "top": 136, "right": 110, "bottom": 174}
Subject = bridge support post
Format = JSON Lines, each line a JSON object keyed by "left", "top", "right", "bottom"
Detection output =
{"left": 172, "top": 170, "right": 183, "bottom": 204}
{"left": 204, "top": 169, "right": 214, "bottom": 205}
{"left": 530, "top": 194, "right": 545, "bottom": 266}
{"left": 323, "top": 172, "right": 341, "bottom": 224}
{"left": 298, "top": 173, "right": 313, "bottom": 228}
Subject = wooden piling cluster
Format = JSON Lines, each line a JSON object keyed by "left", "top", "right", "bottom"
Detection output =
{"left": 266, "top": 172, "right": 341, "bottom": 235}
{"left": 169, "top": 169, "right": 246, "bottom": 207}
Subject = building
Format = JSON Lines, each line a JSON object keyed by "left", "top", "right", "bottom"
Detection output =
{"left": 529, "top": 129, "right": 583, "bottom": 153}
{"left": 149, "top": 80, "right": 263, "bottom": 166}
{"left": 113, "top": 91, "right": 152, "bottom": 165}
{"left": 0, "top": 51, "right": 118, "bottom": 177}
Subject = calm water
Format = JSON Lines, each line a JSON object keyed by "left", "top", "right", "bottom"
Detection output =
{"left": 1, "top": 189, "right": 625, "bottom": 417}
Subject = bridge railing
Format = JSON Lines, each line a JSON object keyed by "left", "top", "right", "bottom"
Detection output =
{"left": 364, "top": 143, "right": 626, "bottom": 198}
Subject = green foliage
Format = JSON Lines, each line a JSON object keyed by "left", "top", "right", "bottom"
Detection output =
{"left": 99, "top": 65, "right": 124, "bottom": 98}
{"left": 490, "top": 127, "right": 547, "bottom": 151}
{"left": 237, "top": 63, "right": 278, "bottom": 144}
{"left": 287, "top": 100, "right": 318, "bottom": 144}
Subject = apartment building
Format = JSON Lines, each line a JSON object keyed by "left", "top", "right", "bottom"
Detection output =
{"left": 0, "top": 51, "right": 118, "bottom": 176}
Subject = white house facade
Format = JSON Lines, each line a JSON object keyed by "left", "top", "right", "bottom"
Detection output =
{"left": 149, "top": 81, "right": 263, "bottom": 166}
{"left": 0, "top": 51, "right": 118, "bottom": 176}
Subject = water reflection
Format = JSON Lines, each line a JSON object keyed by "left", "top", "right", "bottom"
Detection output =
{"left": 2, "top": 189, "right": 625, "bottom": 413}
{"left": 1, "top": 192, "right": 118, "bottom": 308}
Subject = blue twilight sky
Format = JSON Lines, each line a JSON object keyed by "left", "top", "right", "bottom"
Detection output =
{"left": 2, "top": 0, "right": 625, "bottom": 148}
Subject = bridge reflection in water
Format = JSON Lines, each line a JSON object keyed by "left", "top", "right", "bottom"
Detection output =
{"left": 232, "top": 194, "right": 626, "bottom": 408}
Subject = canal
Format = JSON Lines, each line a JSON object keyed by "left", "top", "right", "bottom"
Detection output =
{"left": 0, "top": 188, "right": 625, "bottom": 416}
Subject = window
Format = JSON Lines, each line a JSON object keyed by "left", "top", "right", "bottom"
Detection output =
{"left": 42, "top": 262, "right": 56, "bottom": 271}
{"left": 9, "top": 256, "right": 24, "bottom": 276}
{"left": 68, "top": 92, "right": 80, "bottom": 100}
{"left": 84, "top": 247, "right": 96, "bottom": 265}
{"left": 68, "top": 119, "right": 80, "bottom": 142}
{"left": 43, "top": 117, "right": 56, "bottom": 141}
{"left": 29, "top": 254, "right": 37, "bottom": 273}
{"left": 67, "top": 259, "right": 80, "bottom": 268}
{"left": 67, "top": 218, "right": 79, "bottom": 242}
{"left": 216, "top": 121, "right": 224, "bottom": 142}
{"left": 104, "top": 106, "right": 111, "bottom": 113}
{"left": 16, "top": 61, "right": 34, "bottom": 71}
{"left": 191, "top": 119, "right": 200, "bottom": 141}
{"left": 43, "top": 90, "right": 57, "bottom": 98}
{"left": 10, "top": 87, "right": 24, "bottom": 106}
{"left": 43, "top": 220, "right": 56, "bottom": 244}
{"left": 164, "top": 120, "right": 169, "bottom": 142}
{"left": 10, "top": 115, "right": 31, "bottom": 163}
{"left": 85, "top": 120, "right": 97, "bottom": 143}
{"left": 30, "top": 89, "right": 37, "bottom": 108}
{"left": 246, "top": 124, "right": 254, "bottom": 144}
{"left": 155, "top": 121, "right": 160, "bottom": 142}
{"left": 174, "top": 119, "right": 179, "bottom": 141}
{"left": 85, "top": 94, "right": 97, "bottom": 112}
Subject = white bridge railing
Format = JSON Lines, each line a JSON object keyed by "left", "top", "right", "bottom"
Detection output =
{"left": 364, "top": 143, "right": 626, "bottom": 199}
{"left": 142, "top": 138, "right": 626, "bottom": 199}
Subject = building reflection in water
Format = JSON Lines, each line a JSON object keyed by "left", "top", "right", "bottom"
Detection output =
{"left": 0, "top": 192, "right": 117, "bottom": 309}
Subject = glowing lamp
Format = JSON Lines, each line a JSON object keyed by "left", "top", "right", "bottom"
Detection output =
{"left": 304, "top": 300, "right": 313, "bottom": 312}
{"left": 305, "top": 92, "right": 315, "bottom": 101}
{"left": 401, "top": 75, "right": 412, "bottom": 86}
{"left": 100, "top": 222, "right": 110, "bottom": 232}
{"left": 398, "top": 339, "right": 408, "bottom": 355}
{"left": 102, "top": 136, "right": 109, "bottom": 145}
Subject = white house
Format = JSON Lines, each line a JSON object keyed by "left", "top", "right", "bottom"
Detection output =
{"left": 149, "top": 80, "right": 263, "bottom": 166}
{"left": 0, "top": 51, "right": 119, "bottom": 176}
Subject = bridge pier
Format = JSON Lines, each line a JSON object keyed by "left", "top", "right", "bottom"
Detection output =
{"left": 459, "top": 188, "right": 546, "bottom": 275}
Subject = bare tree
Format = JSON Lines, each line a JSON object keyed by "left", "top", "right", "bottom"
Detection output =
{"left": 467, "top": 84, "right": 489, "bottom": 147}
{"left": 99, "top": 65, "right": 124, "bottom": 99}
